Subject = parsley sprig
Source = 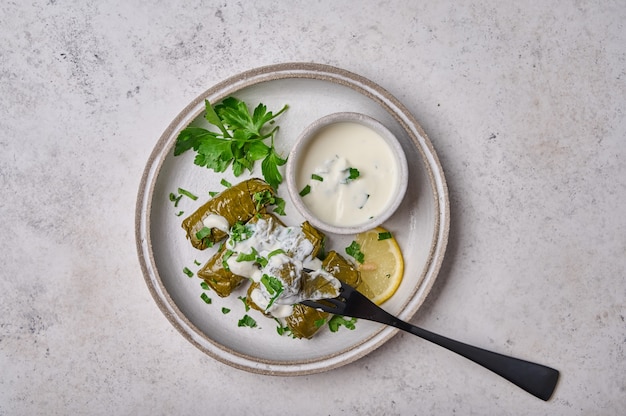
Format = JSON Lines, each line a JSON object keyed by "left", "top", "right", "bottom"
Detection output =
{"left": 174, "top": 97, "right": 289, "bottom": 189}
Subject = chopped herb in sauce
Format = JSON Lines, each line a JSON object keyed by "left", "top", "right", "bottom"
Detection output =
{"left": 299, "top": 184, "right": 311, "bottom": 197}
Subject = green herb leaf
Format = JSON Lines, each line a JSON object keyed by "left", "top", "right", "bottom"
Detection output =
{"left": 175, "top": 211, "right": 184, "bottom": 217}
{"left": 200, "top": 281, "right": 210, "bottom": 290}
{"left": 261, "top": 147, "right": 287, "bottom": 189}
{"left": 347, "top": 167, "right": 360, "bottom": 181}
{"left": 178, "top": 187, "right": 198, "bottom": 200}
{"left": 345, "top": 241, "right": 365, "bottom": 264}
{"left": 208, "top": 191, "right": 219, "bottom": 197}
{"left": 220, "top": 178, "right": 232, "bottom": 188}
{"left": 174, "top": 97, "right": 288, "bottom": 188}
{"left": 314, "top": 318, "right": 326, "bottom": 328}
{"left": 221, "top": 307, "right": 231, "bottom": 314}
{"left": 267, "top": 248, "right": 285, "bottom": 259}
{"left": 238, "top": 314, "right": 257, "bottom": 328}
{"left": 200, "top": 293, "right": 212, "bottom": 304}
{"left": 261, "top": 274, "right": 284, "bottom": 310}
{"left": 195, "top": 226, "right": 212, "bottom": 241}
{"left": 328, "top": 315, "right": 357, "bottom": 332}
{"left": 378, "top": 231, "right": 393, "bottom": 241}
{"left": 299, "top": 185, "right": 311, "bottom": 197}
{"left": 230, "top": 222, "right": 252, "bottom": 242}
{"left": 236, "top": 247, "right": 259, "bottom": 262}
{"left": 183, "top": 267, "right": 194, "bottom": 277}
{"left": 222, "top": 249, "right": 234, "bottom": 271}
{"left": 238, "top": 296, "right": 250, "bottom": 312}
{"left": 311, "top": 174, "right": 324, "bottom": 182}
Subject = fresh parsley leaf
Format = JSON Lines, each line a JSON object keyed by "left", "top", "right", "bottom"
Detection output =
{"left": 195, "top": 226, "right": 212, "bottom": 241}
{"left": 178, "top": 187, "right": 197, "bottom": 200}
{"left": 183, "top": 267, "right": 194, "bottom": 277}
{"left": 347, "top": 167, "right": 360, "bottom": 181}
{"left": 174, "top": 97, "right": 288, "bottom": 188}
{"left": 221, "top": 307, "right": 231, "bottom": 314}
{"left": 253, "top": 190, "right": 286, "bottom": 215}
{"left": 299, "top": 185, "right": 311, "bottom": 197}
{"left": 238, "top": 314, "right": 257, "bottom": 328}
{"left": 311, "top": 174, "right": 324, "bottom": 181}
{"left": 208, "top": 191, "right": 219, "bottom": 197}
{"left": 200, "top": 293, "right": 212, "bottom": 304}
{"left": 378, "top": 231, "right": 393, "bottom": 241}
{"left": 238, "top": 296, "right": 250, "bottom": 312}
{"left": 345, "top": 241, "right": 365, "bottom": 264}
{"left": 200, "top": 281, "right": 210, "bottom": 290}
{"left": 261, "top": 274, "right": 284, "bottom": 310}
{"left": 314, "top": 318, "right": 326, "bottom": 328}
{"left": 262, "top": 147, "right": 287, "bottom": 189}
{"left": 236, "top": 247, "right": 259, "bottom": 262}
{"left": 222, "top": 249, "right": 234, "bottom": 271}
{"left": 267, "top": 249, "right": 285, "bottom": 259}
{"left": 220, "top": 178, "right": 232, "bottom": 188}
{"left": 230, "top": 222, "right": 252, "bottom": 242}
{"left": 328, "top": 315, "right": 357, "bottom": 332}
{"left": 175, "top": 211, "right": 184, "bottom": 217}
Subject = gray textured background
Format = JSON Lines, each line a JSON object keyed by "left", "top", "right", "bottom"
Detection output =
{"left": 1, "top": 0, "right": 624, "bottom": 414}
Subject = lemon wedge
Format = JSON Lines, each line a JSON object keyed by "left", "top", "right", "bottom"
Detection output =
{"left": 354, "top": 227, "right": 404, "bottom": 305}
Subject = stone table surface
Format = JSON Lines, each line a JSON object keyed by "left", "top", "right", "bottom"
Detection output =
{"left": 1, "top": 1, "right": 624, "bottom": 415}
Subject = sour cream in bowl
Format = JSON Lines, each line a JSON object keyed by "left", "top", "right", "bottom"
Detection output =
{"left": 286, "top": 112, "right": 409, "bottom": 234}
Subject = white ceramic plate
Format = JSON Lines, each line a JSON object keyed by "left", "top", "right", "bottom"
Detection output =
{"left": 135, "top": 63, "right": 449, "bottom": 375}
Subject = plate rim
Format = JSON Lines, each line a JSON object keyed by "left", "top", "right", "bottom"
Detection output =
{"left": 135, "top": 62, "right": 450, "bottom": 375}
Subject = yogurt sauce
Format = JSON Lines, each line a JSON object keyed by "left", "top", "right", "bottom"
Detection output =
{"left": 296, "top": 121, "right": 399, "bottom": 227}
{"left": 222, "top": 217, "right": 340, "bottom": 318}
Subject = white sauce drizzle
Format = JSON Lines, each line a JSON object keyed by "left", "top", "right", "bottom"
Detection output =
{"left": 202, "top": 213, "right": 230, "bottom": 233}
{"left": 224, "top": 217, "right": 340, "bottom": 318}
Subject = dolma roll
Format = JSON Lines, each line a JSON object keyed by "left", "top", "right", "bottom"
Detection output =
{"left": 285, "top": 304, "right": 329, "bottom": 339}
{"left": 181, "top": 178, "right": 274, "bottom": 250}
{"left": 300, "top": 221, "right": 326, "bottom": 259}
{"left": 197, "top": 243, "right": 246, "bottom": 298}
{"left": 322, "top": 251, "right": 361, "bottom": 287}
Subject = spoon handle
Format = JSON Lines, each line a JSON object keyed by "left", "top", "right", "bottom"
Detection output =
{"left": 392, "top": 318, "right": 560, "bottom": 401}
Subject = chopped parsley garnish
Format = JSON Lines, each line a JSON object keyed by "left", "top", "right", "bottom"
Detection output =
{"left": 200, "top": 281, "right": 210, "bottom": 290}
{"left": 261, "top": 274, "right": 284, "bottom": 310}
{"left": 169, "top": 192, "right": 183, "bottom": 207}
{"left": 299, "top": 185, "right": 311, "bottom": 197}
{"left": 238, "top": 296, "right": 250, "bottom": 312}
{"left": 347, "top": 167, "right": 360, "bottom": 181}
{"left": 222, "top": 249, "right": 234, "bottom": 271}
{"left": 230, "top": 222, "right": 253, "bottom": 242}
{"left": 378, "top": 231, "right": 393, "bottom": 240}
{"left": 173, "top": 97, "right": 288, "bottom": 189}
{"left": 311, "top": 174, "right": 324, "bottom": 181}
{"left": 195, "top": 226, "right": 212, "bottom": 241}
{"left": 220, "top": 178, "right": 232, "bottom": 188}
{"left": 183, "top": 267, "right": 194, "bottom": 277}
{"left": 236, "top": 247, "right": 259, "bottom": 262}
{"left": 178, "top": 187, "right": 198, "bottom": 200}
{"left": 200, "top": 293, "right": 212, "bottom": 304}
{"left": 328, "top": 315, "right": 357, "bottom": 332}
{"left": 267, "top": 248, "right": 285, "bottom": 259}
{"left": 345, "top": 241, "right": 365, "bottom": 264}
{"left": 194, "top": 259, "right": 202, "bottom": 266}
{"left": 175, "top": 211, "right": 184, "bottom": 217}
{"left": 238, "top": 314, "right": 257, "bottom": 328}
{"left": 314, "top": 318, "right": 326, "bottom": 328}
{"left": 253, "top": 190, "right": 286, "bottom": 215}
{"left": 209, "top": 191, "right": 219, "bottom": 197}
{"left": 221, "top": 307, "right": 231, "bottom": 314}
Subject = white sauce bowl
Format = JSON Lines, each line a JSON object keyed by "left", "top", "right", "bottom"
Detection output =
{"left": 286, "top": 112, "right": 409, "bottom": 235}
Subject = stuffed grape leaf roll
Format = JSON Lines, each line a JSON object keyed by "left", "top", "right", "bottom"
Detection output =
{"left": 181, "top": 178, "right": 274, "bottom": 250}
